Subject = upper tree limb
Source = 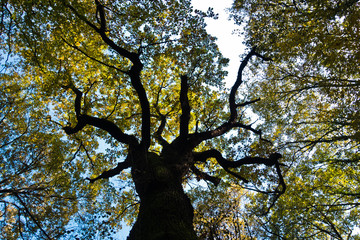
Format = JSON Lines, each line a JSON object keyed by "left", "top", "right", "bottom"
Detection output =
{"left": 87, "top": 156, "right": 132, "bottom": 183}
{"left": 64, "top": 0, "right": 151, "bottom": 150}
{"left": 188, "top": 48, "right": 271, "bottom": 148}
{"left": 62, "top": 84, "right": 139, "bottom": 147}
{"left": 193, "top": 149, "right": 286, "bottom": 193}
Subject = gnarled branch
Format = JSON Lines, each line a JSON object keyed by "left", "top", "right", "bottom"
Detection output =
{"left": 194, "top": 150, "right": 284, "bottom": 184}
{"left": 88, "top": 157, "right": 132, "bottom": 183}
{"left": 195, "top": 149, "right": 282, "bottom": 168}
{"left": 229, "top": 48, "right": 270, "bottom": 122}
{"left": 187, "top": 49, "right": 270, "bottom": 147}
{"left": 179, "top": 75, "right": 191, "bottom": 138}
{"left": 229, "top": 48, "right": 257, "bottom": 122}
{"left": 62, "top": 85, "right": 138, "bottom": 146}
{"left": 190, "top": 165, "right": 221, "bottom": 186}
{"left": 65, "top": 0, "right": 151, "bottom": 150}
{"left": 154, "top": 113, "right": 169, "bottom": 147}
{"left": 64, "top": 0, "right": 138, "bottom": 62}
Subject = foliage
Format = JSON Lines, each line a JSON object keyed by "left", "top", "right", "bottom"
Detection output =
{"left": 1, "top": 0, "right": 286, "bottom": 238}
{"left": 246, "top": 157, "right": 360, "bottom": 239}
{"left": 0, "top": 31, "right": 137, "bottom": 240}
{"left": 230, "top": 0, "right": 360, "bottom": 238}
{"left": 190, "top": 183, "right": 256, "bottom": 240}
{"left": 4, "top": 0, "right": 357, "bottom": 238}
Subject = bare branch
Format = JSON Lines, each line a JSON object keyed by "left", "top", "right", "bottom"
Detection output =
{"left": 189, "top": 122, "right": 233, "bottom": 148}
{"left": 229, "top": 48, "right": 270, "bottom": 122}
{"left": 154, "top": 114, "right": 169, "bottom": 146}
{"left": 188, "top": 121, "right": 268, "bottom": 148}
{"left": 229, "top": 49, "right": 257, "bottom": 122}
{"left": 193, "top": 149, "right": 249, "bottom": 183}
{"left": 128, "top": 64, "right": 151, "bottom": 149}
{"left": 253, "top": 50, "right": 272, "bottom": 61}
{"left": 236, "top": 98, "right": 261, "bottom": 107}
{"left": 194, "top": 150, "right": 284, "bottom": 185}
{"left": 187, "top": 49, "right": 270, "bottom": 147}
{"left": 63, "top": 0, "right": 138, "bottom": 62}
{"left": 62, "top": 85, "right": 138, "bottom": 146}
{"left": 95, "top": 0, "right": 106, "bottom": 31}
{"left": 80, "top": 142, "right": 95, "bottom": 168}
{"left": 64, "top": 0, "right": 151, "bottom": 149}
{"left": 88, "top": 157, "right": 132, "bottom": 183}
{"left": 61, "top": 37, "right": 128, "bottom": 74}
{"left": 179, "top": 75, "right": 191, "bottom": 138}
{"left": 190, "top": 165, "right": 221, "bottom": 186}
{"left": 264, "top": 161, "right": 287, "bottom": 214}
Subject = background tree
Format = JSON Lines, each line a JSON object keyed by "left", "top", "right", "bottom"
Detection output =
{"left": 0, "top": 5, "right": 138, "bottom": 238}
{"left": 190, "top": 183, "right": 257, "bottom": 240}
{"left": 1, "top": 0, "right": 286, "bottom": 239}
{"left": 230, "top": 0, "right": 360, "bottom": 238}
{"left": 0, "top": 53, "right": 80, "bottom": 239}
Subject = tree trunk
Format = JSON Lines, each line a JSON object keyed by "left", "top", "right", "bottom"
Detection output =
{"left": 127, "top": 152, "right": 198, "bottom": 240}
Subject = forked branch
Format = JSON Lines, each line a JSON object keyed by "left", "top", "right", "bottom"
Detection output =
{"left": 154, "top": 113, "right": 169, "bottom": 146}
{"left": 194, "top": 150, "right": 285, "bottom": 186}
{"left": 88, "top": 157, "right": 132, "bottom": 183}
{"left": 64, "top": 0, "right": 151, "bottom": 149}
{"left": 188, "top": 48, "right": 270, "bottom": 147}
{"left": 62, "top": 85, "right": 138, "bottom": 146}
{"left": 229, "top": 48, "right": 270, "bottom": 122}
{"left": 63, "top": 0, "right": 138, "bottom": 62}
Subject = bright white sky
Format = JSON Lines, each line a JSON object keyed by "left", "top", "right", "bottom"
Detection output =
{"left": 191, "top": 0, "right": 246, "bottom": 87}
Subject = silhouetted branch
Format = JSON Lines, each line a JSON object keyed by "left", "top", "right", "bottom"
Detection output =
{"left": 64, "top": 0, "right": 138, "bottom": 62}
{"left": 15, "top": 193, "right": 53, "bottom": 240}
{"left": 180, "top": 75, "right": 190, "bottom": 138}
{"left": 229, "top": 49, "right": 257, "bottom": 122}
{"left": 154, "top": 114, "right": 169, "bottom": 146}
{"left": 62, "top": 85, "right": 138, "bottom": 146}
{"left": 194, "top": 150, "right": 284, "bottom": 185}
{"left": 236, "top": 98, "right": 261, "bottom": 107}
{"left": 61, "top": 37, "right": 128, "bottom": 74}
{"left": 65, "top": 0, "right": 153, "bottom": 150}
{"left": 229, "top": 48, "right": 270, "bottom": 122}
{"left": 88, "top": 157, "right": 132, "bottom": 183}
{"left": 190, "top": 165, "right": 221, "bottom": 186}
{"left": 188, "top": 49, "right": 270, "bottom": 147}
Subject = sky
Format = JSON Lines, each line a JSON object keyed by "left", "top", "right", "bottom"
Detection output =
{"left": 191, "top": 0, "right": 246, "bottom": 87}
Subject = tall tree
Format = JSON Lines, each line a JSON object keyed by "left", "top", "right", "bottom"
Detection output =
{"left": 1, "top": 6, "right": 136, "bottom": 238}
{"left": 230, "top": 0, "right": 360, "bottom": 238}
{"left": 190, "top": 183, "right": 256, "bottom": 239}
{"left": 1, "top": 0, "right": 285, "bottom": 239}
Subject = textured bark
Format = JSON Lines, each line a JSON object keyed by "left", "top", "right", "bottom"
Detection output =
{"left": 127, "top": 152, "right": 197, "bottom": 240}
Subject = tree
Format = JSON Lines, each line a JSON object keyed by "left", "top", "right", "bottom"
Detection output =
{"left": 190, "top": 183, "right": 256, "bottom": 240}
{"left": 0, "top": 53, "right": 79, "bottom": 239}
{"left": 1, "top": 11, "right": 137, "bottom": 239}
{"left": 230, "top": 0, "right": 360, "bottom": 238}
{"left": 1, "top": 0, "right": 286, "bottom": 239}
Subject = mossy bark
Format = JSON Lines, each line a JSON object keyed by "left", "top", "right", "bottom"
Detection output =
{"left": 127, "top": 152, "right": 198, "bottom": 240}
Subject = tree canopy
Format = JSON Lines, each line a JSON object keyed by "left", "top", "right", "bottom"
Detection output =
{"left": 0, "top": 0, "right": 287, "bottom": 239}
{"left": 1, "top": 0, "right": 359, "bottom": 239}
{"left": 229, "top": 0, "right": 360, "bottom": 238}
